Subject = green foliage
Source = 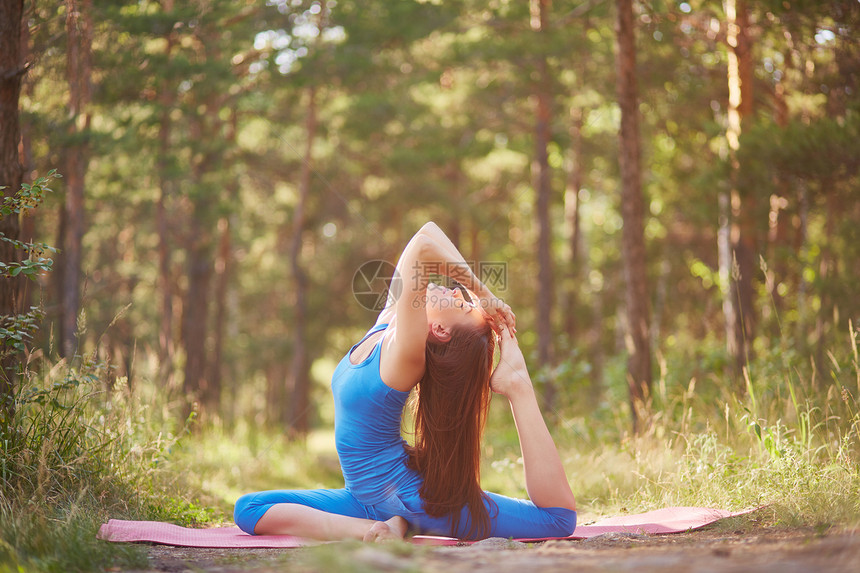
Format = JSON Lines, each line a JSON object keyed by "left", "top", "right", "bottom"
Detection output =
{"left": 0, "top": 170, "right": 60, "bottom": 218}
{"left": 164, "top": 418, "right": 346, "bottom": 517}
{"left": 0, "top": 170, "right": 60, "bottom": 376}
{"left": 0, "top": 509, "right": 148, "bottom": 573}
{"left": 0, "top": 168, "right": 201, "bottom": 571}
{"left": 19, "top": 0, "right": 860, "bottom": 427}
{"left": 0, "top": 355, "right": 203, "bottom": 572}
{"left": 0, "top": 307, "right": 45, "bottom": 358}
{"left": 0, "top": 171, "right": 58, "bottom": 284}
{"left": 0, "top": 257, "right": 54, "bottom": 280}
{"left": 738, "top": 115, "right": 860, "bottom": 186}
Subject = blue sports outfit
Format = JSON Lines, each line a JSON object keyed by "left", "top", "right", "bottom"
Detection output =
{"left": 233, "top": 323, "right": 576, "bottom": 539}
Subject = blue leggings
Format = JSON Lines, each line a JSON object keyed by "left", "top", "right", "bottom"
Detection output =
{"left": 233, "top": 486, "right": 576, "bottom": 540}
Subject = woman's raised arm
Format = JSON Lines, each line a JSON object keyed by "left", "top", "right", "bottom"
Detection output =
{"left": 414, "top": 223, "right": 515, "bottom": 331}
{"left": 377, "top": 222, "right": 515, "bottom": 331}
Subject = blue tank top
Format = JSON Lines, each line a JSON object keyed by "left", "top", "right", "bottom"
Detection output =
{"left": 330, "top": 323, "right": 419, "bottom": 505}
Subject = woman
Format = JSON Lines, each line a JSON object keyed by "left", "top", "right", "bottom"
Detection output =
{"left": 234, "top": 222, "right": 577, "bottom": 541}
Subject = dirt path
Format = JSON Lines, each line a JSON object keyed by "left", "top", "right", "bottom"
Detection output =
{"left": 133, "top": 527, "right": 859, "bottom": 572}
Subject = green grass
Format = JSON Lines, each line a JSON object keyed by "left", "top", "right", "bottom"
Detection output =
{"left": 533, "top": 322, "right": 860, "bottom": 528}
{"left": 167, "top": 419, "right": 345, "bottom": 519}
{"left": 0, "top": 503, "right": 148, "bottom": 573}
{"left": 0, "top": 355, "right": 207, "bottom": 572}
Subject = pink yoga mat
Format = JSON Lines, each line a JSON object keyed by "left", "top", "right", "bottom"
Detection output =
{"left": 98, "top": 519, "right": 306, "bottom": 548}
{"left": 518, "top": 506, "right": 750, "bottom": 543}
{"left": 97, "top": 506, "right": 750, "bottom": 548}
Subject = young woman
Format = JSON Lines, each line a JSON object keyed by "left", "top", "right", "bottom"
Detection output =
{"left": 234, "top": 222, "right": 577, "bottom": 541}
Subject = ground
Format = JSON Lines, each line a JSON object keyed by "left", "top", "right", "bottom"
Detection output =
{"left": 126, "top": 527, "right": 860, "bottom": 573}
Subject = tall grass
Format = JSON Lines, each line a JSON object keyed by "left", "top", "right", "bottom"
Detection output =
{"left": 0, "top": 354, "right": 207, "bottom": 572}
{"left": 496, "top": 321, "right": 860, "bottom": 528}
{"left": 165, "top": 419, "right": 346, "bottom": 518}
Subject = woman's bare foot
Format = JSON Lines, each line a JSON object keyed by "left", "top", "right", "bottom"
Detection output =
{"left": 363, "top": 515, "right": 408, "bottom": 543}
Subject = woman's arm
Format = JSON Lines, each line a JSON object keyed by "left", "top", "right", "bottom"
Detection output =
{"left": 377, "top": 222, "right": 515, "bottom": 331}
{"left": 490, "top": 327, "right": 577, "bottom": 511}
{"left": 414, "top": 223, "right": 515, "bottom": 331}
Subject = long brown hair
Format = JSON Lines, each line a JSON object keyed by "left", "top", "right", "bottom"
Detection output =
{"left": 405, "top": 320, "right": 496, "bottom": 539}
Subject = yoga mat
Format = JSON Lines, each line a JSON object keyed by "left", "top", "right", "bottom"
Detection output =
{"left": 518, "top": 506, "right": 751, "bottom": 543}
{"left": 413, "top": 506, "right": 752, "bottom": 546}
{"left": 98, "top": 520, "right": 306, "bottom": 548}
{"left": 98, "top": 506, "right": 751, "bottom": 548}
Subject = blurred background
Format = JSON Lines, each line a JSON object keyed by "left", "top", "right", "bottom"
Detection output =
{"left": 10, "top": 0, "right": 857, "bottom": 428}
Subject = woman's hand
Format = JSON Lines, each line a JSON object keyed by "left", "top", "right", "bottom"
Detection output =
{"left": 480, "top": 293, "right": 516, "bottom": 334}
{"left": 489, "top": 326, "right": 533, "bottom": 399}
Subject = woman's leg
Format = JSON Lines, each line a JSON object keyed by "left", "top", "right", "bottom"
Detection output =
{"left": 491, "top": 328, "right": 577, "bottom": 511}
{"left": 234, "top": 488, "right": 407, "bottom": 541}
{"left": 406, "top": 491, "right": 575, "bottom": 539}
{"left": 256, "top": 504, "right": 407, "bottom": 541}
{"left": 480, "top": 492, "right": 576, "bottom": 539}
{"left": 391, "top": 485, "right": 575, "bottom": 540}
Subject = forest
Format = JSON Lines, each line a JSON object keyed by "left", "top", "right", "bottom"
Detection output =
{"left": 1, "top": 0, "right": 859, "bottom": 571}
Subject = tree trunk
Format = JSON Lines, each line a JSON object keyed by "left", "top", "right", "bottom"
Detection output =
{"left": 209, "top": 215, "right": 231, "bottom": 411}
{"left": 469, "top": 223, "right": 481, "bottom": 270}
{"left": 0, "top": 0, "right": 25, "bottom": 417}
{"left": 615, "top": 0, "right": 652, "bottom": 433}
{"left": 795, "top": 184, "right": 809, "bottom": 344}
{"left": 280, "top": 1, "right": 329, "bottom": 436}
{"left": 724, "top": 0, "right": 757, "bottom": 377}
{"left": 447, "top": 163, "right": 462, "bottom": 250}
{"left": 156, "top": 0, "right": 176, "bottom": 389}
{"left": 266, "top": 361, "right": 287, "bottom": 425}
{"left": 180, "top": 98, "right": 217, "bottom": 416}
{"left": 59, "top": 0, "right": 93, "bottom": 358}
{"left": 563, "top": 105, "right": 584, "bottom": 343}
{"left": 814, "top": 183, "right": 839, "bottom": 377}
{"left": 209, "top": 107, "right": 239, "bottom": 415}
{"left": 19, "top": 8, "right": 34, "bottom": 318}
{"left": 285, "top": 83, "right": 317, "bottom": 436}
{"left": 588, "top": 277, "right": 605, "bottom": 406}
{"left": 530, "top": 0, "right": 556, "bottom": 410}
{"left": 717, "top": 190, "right": 736, "bottom": 357}
{"left": 181, "top": 218, "right": 213, "bottom": 414}
{"left": 766, "top": 65, "right": 790, "bottom": 327}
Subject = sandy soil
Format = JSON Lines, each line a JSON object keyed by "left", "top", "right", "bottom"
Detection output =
{"left": 130, "top": 527, "right": 860, "bottom": 573}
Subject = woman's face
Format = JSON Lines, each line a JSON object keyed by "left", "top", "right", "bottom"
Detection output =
{"left": 425, "top": 283, "right": 486, "bottom": 338}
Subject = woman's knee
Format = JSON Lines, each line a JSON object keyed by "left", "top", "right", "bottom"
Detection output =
{"left": 234, "top": 489, "right": 357, "bottom": 535}
{"left": 547, "top": 507, "right": 577, "bottom": 537}
{"left": 234, "top": 492, "right": 265, "bottom": 534}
